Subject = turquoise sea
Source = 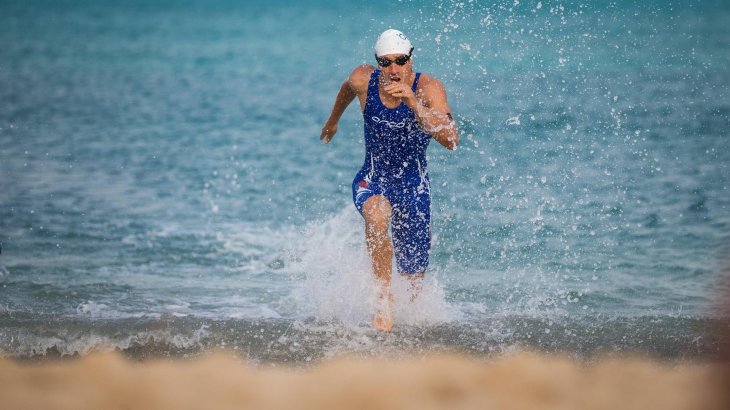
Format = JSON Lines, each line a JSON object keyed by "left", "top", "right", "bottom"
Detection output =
{"left": 1, "top": 0, "right": 728, "bottom": 361}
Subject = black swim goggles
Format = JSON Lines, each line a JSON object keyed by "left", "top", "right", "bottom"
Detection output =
{"left": 375, "top": 47, "right": 414, "bottom": 67}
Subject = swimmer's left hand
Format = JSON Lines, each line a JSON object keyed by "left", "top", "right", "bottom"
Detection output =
{"left": 383, "top": 83, "right": 417, "bottom": 109}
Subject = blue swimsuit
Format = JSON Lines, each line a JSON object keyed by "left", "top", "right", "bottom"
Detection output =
{"left": 352, "top": 69, "right": 432, "bottom": 275}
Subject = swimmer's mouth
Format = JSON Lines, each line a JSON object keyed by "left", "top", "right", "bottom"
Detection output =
{"left": 389, "top": 77, "right": 401, "bottom": 82}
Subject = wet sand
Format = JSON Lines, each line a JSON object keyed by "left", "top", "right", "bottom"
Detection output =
{"left": 0, "top": 351, "right": 726, "bottom": 410}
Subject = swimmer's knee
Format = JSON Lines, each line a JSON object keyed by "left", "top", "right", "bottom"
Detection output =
{"left": 362, "top": 195, "right": 392, "bottom": 227}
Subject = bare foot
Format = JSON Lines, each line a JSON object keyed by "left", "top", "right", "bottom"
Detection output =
{"left": 372, "top": 289, "right": 394, "bottom": 332}
{"left": 372, "top": 309, "right": 393, "bottom": 332}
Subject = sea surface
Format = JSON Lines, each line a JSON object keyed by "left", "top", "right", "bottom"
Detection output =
{"left": 1, "top": 0, "right": 728, "bottom": 362}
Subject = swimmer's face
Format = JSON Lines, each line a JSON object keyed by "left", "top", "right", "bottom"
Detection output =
{"left": 376, "top": 52, "right": 413, "bottom": 84}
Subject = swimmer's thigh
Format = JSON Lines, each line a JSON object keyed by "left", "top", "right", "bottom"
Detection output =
{"left": 390, "top": 190, "right": 431, "bottom": 274}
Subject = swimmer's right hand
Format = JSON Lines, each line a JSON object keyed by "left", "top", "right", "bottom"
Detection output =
{"left": 320, "top": 119, "right": 338, "bottom": 144}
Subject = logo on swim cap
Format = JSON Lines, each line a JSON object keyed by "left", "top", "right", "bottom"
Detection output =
{"left": 375, "top": 29, "right": 413, "bottom": 57}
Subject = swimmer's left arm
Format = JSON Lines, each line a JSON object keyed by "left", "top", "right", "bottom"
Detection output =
{"left": 412, "top": 77, "right": 459, "bottom": 150}
{"left": 383, "top": 75, "right": 459, "bottom": 149}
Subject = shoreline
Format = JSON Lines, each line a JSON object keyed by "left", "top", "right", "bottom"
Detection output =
{"left": 2, "top": 314, "right": 728, "bottom": 364}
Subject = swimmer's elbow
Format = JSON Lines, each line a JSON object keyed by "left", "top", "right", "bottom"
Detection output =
{"left": 446, "top": 133, "right": 459, "bottom": 150}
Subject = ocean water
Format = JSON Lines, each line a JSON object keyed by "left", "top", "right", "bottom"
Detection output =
{"left": 1, "top": 0, "right": 728, "bottom": 362}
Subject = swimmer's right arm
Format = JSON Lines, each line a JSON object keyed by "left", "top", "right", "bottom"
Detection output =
{"left": 320, "top": 65, "right": 371, "bottom": 144}
{"left": 320, "top": 81, "right": 355, "bottom": 144}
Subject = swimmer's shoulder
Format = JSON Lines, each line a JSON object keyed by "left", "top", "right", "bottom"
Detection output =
{"left": 348, "top": 64, "right": 376, "bottom": 93}
{"left": 415, "top": 73, "right": 445, "bottom": 93}
{"left": 415, "top": 72, "right": 448, "bottom": 103}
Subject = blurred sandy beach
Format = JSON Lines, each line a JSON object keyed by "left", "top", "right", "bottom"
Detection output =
{"left": 1, "top": 351, "right": 726, "bottom": 410}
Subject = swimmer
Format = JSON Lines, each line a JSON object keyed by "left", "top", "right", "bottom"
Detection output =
{"left": 320, "top": 29, "right": 459, "bottom": 332}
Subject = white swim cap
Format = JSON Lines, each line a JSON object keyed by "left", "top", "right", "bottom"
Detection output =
{"left": 374, "top": 29, "right": 413, "bottom": 57}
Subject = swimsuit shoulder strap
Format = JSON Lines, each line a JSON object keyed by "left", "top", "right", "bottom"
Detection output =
{"left": 365, "top": 69, "right": 381, "bottom": 108}
{"left": 368, "top": 69, "right": 380, "bottom": 94}
{"left": 411, "top": 72, "right": 421, "bottom": 92}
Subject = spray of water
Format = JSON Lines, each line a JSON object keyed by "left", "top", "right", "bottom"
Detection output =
{"left": 287, "top": 206, "right": 460, "bottom": 328}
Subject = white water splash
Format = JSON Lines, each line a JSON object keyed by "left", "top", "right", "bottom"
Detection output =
{"left": 506, "top": 115, "right": 521, "bottom": 126}
{"left": 76, "top": 301, "right": 109, "bottom": 318}
{"left": 288, "top": 207, "right": 459, "bottom": 327}
{"left": 0, "top": 326, "right": 213, "bottom": 358}
{"left": 288, "top": 207, "right": 375, "bottom": 325}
